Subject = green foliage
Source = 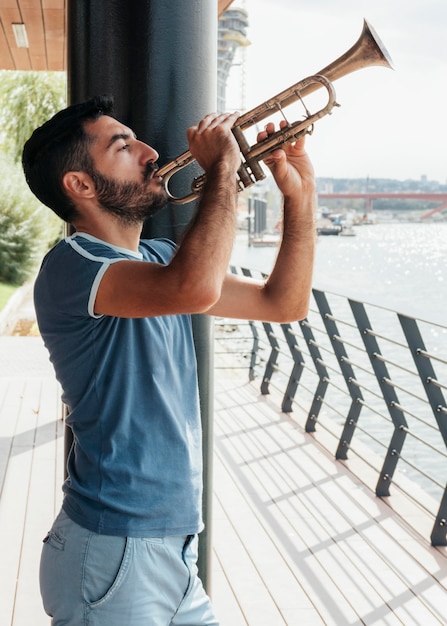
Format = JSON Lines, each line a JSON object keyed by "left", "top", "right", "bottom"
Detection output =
{"left": 0, "top": 282, "right": 17, "bottom": 311}
{"left": 0, "top": 71, "right": 65, "bottom": 285}
{"left": 0, "top": 70, "right": 66, "bottom": 163}
{"left": 0, "top": 154, "right": 62, "bottom": 284}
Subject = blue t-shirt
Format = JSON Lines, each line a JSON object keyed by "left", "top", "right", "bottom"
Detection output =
{"left": 34, "top": 233, "right": 203, "bottom": 537}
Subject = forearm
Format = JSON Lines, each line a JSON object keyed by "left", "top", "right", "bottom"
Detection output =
{"left": 209, "top": 181, "right": 316, "bottom": 323}
{"left": 169, "top": 160, "right": 238, "bottom": 307}
{"left": 263, "top": 182, "right": 316, "bottom": 321}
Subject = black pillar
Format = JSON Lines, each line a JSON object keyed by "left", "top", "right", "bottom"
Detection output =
{"left": 66, "top": 0, "right": 218, "bottom": 592}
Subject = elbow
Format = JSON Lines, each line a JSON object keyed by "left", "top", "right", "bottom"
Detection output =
{"left": 269, "top": 296, "right": 311, "bottom": 325}
{"left": 176, "top": 278, "right": 222, "bottom": 314}
{"left": 275, "top": 309, "right": 309, "bottom": 325}
{"left": 195, "top": 289, "right": 222, "bottom": 313}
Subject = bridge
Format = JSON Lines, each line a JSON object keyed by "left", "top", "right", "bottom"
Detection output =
{"left": 317, "top": 192, "right": 447, "bottom": 219}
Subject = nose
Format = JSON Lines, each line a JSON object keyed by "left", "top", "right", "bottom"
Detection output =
{"left": 139, "top": 140, "right": 159, "bottom": 163}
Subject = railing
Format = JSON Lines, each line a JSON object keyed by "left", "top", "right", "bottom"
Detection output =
{"left": 215, "top": 265, "right": 447, "bottom": 546}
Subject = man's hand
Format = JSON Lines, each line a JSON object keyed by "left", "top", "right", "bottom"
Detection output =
{"left": 257, "top": 122, "right": 315, "bottom": 198}
{"left": 186, "top": 112, "right": 241, "bottom": 176}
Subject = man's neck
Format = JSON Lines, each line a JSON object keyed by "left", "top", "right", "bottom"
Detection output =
{"left": 72, "top": 218, "right": 143, "bottom": 252}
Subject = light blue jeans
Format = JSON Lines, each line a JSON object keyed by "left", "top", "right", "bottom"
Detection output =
{"left": 40, "top": 509, "right": 219, "bottom": 626}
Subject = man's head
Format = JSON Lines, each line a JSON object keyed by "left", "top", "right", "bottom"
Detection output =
{"left": 22, "top": 95, "right": 167, "bottom": 226}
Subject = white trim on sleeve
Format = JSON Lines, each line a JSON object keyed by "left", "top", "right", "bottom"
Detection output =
{"left": 65, "top": 236, "right": 132, "bottom": 319}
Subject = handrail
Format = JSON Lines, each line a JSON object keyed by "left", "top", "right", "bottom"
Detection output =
{"left": 215, "top": 266, "right": 447, "bottom": 546}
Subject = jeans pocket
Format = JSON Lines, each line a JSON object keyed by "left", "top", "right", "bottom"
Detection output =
{"left": 83, "top": 534, "right": 130, "bottom": 607}
{"left": 42, "top": 530, "right": 65, "bottom": 551}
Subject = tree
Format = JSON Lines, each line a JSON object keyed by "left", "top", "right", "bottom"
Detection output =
{"left": 0, "top": 71, "right": 66, "bottom": 284}
{"left": 0, "top": 70, "right": 66, "bottom": 163}
{"left": 0, "top": 154, "right": 62, "bottom": 284}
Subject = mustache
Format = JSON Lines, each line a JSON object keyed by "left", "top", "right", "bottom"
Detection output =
{"left": 144, "top": 162, "right": 159, "bottom": 181}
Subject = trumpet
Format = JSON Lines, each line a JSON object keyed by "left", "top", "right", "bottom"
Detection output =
{"left": 157, "top": 19, "right": 393, "bottom": 204}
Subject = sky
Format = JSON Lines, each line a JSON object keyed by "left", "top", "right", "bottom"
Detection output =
{"left": 224, "top": 0, "right": 447, "bottom": 183}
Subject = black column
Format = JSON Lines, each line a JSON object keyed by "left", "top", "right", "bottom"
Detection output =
{"left": 66, "top": 0, "right": 218, "bottom": 592}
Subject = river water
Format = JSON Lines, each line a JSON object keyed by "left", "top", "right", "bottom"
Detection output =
{"left": 231, "top": 221, "right": 447, "bottom": 326}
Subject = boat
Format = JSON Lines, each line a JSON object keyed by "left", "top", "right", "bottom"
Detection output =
{"left": 317, "top": 226, "right": 342, "bottom": 236}
{"left": 339, "top": 224, "right": 356, "bottom": 236}
{"left": 317, "top": 217, "right": 342, "bottom": 236}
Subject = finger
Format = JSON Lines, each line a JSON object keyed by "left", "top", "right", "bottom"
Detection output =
{"left": 262, "top": 148, "right": 286, "bottom": 168}
{"left": 196, "top": 111, "right": 239, "bottom": 133}
{"left": 196, "top": 113, "right": 219, "bottom": 133}
{"left": 256, "top": 120, "right": 278, "bottom": 142}
{"left": 285, "top": 135, "right": 307, "bottom": 156}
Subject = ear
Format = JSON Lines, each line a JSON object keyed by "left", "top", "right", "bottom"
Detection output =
{"left": 62, "top": 171, "right": 95, "bottom": 200}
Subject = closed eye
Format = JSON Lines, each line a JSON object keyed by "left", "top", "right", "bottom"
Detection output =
{"left": 107, "top": 131, "right": 137, "bottom": 151}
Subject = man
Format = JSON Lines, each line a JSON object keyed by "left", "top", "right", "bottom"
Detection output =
{"left": 22, "top": 94, "right": 316, "bottom": 625}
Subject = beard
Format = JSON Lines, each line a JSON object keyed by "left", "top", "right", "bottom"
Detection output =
{"left": 91, "top": 163, "right": 169, "bottom": 226}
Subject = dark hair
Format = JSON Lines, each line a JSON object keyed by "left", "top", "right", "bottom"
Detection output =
{"left": 22, "top": 95, "right": 115, "bottom": 223}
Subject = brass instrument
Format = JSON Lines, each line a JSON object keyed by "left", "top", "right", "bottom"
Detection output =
{"left": 157, "top": 19, "right": 393, "bottom": 204}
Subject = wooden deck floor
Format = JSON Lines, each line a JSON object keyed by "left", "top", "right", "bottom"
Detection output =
{"left": 211, "top": 377, "right": 447, "bottom": 625}
{"left": 1, "top": 334, "right": 447, "bottom": 625}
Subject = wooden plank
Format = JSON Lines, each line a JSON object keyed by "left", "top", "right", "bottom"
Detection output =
{"left": 0, "top": 447, "right": 34, "bottom": 625}
{"left": 213, "top": 515, "right": 288, "bottom": 625}
{"left": 213, "top": 454, "right": 322, "bottom": 611}
{"left": 13, "top": 379, "right": 60, "bottom": 626}
{"left": 43, "top": 7, "right": 65, "bottom": 70}
{"left": 214, "top": 384, "right": 361, "bottom": 625}
{"left": 214, "top": 447, "right": 360, "bottom": 622}
{"left": 20, "top": 7, "right": 45, "bottom": 55}
{"left": 0, "top": 21, "right": 14, "bottom": 68}
{"left": 0, "top": 373, "right": 60, "bottom": 626}
{"left": 263, "top": 424, "right": 443, "bottom": 624}
{"left": 0, "top": 7, "right": 31, "bottom": 69}
{"left": 211, "top": 529, "right": 248, "bottom": 626}
{"left": 0, "top": 379, "right": 25, "bottom": 491}
{"left": 213, "top": 377, "right": 447, "bottom": 625}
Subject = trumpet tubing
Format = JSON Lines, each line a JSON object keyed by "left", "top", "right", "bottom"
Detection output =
{"left": 158, "top": 19, "right": 393, "bottom": 204}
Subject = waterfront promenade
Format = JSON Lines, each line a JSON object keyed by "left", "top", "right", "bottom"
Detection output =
{"left": 1, "top": 287, "right": 447, "bottom": 625}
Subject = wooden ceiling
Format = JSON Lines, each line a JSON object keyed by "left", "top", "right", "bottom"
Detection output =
{"left": 0, "top": 0, "right": 65, "bottom": 71}
{"left": 0, "top": 0, "right": 234, "bottom": 72}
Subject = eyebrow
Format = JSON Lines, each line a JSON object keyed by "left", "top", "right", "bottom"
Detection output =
{"left": 106, "top": 131, "right": 137, "bottom": 150}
